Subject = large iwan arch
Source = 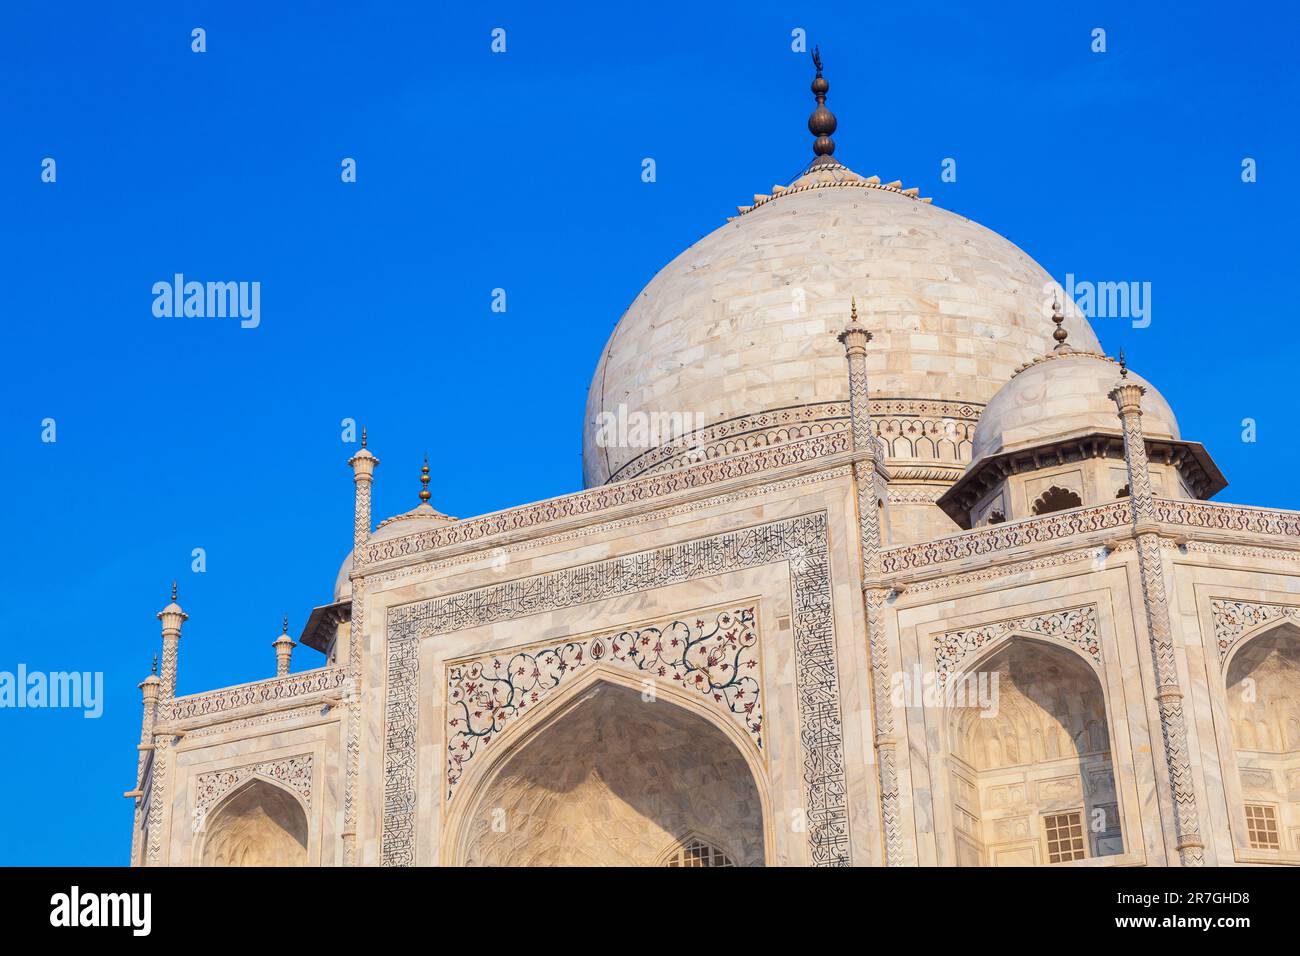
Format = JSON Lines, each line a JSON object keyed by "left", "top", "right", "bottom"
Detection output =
{"left": 453, "top": 676, "right": 766, "bottom": 866}
{"left": 199, "top": 778, "right": 309, "bottom": 867}
{"left": 946, "top": 636, "right": 1123, "bottom": 866}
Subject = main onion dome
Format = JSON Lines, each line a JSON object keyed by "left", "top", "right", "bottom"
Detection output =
{"left": 582, "top": 54, "right": 1101, "bottom": 490}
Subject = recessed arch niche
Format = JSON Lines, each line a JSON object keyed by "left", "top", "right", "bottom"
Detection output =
{"left": 457, "top": 680, "right": 765, "bottom": 866}
{"left": 199, "top": 778, "right": 309, "bottom": 867}
{"left": 1225, "top": 621, "right": 1300, "bottom": 853}
{"left": 946, "top": 636, "right": 1123, "bottom": 866}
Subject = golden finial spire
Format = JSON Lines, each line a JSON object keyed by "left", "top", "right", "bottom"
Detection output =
{"left": 1051, "top": 293, "right": 1069, "bottom": 351}
{"left": 151, "top": 654, "right": 157, "bottom": 675}
{"left": 419, "top": 455, "right": 431, "bottom": 502}
{"left": 1118, "top": 348, "right": 1128, "bottom": 378}
{"left": 850, "top": 296, "right": 859, "bottom": 324}
{"left": 171, "top": 580, "right": 177, "bottom": 602}
{"left": 361, "top": 426, "right": 367, "bottom": 448}
{"left": 282, "top": 615, "right": 289, "bottom": 634}
{"left": 808, "top": 46, "right": 838, "bottom": 168}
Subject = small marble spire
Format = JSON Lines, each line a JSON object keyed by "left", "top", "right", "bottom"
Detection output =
{"left": 156, "top": 581, "right": 188, "bottom": 704}
{"left": 808, "top": 46, "right": 838, "bottom": 168}
{"left": 272, "top": 615, "right": 297, "bottom": 677}
{"left": 348, "top": 426, "right": 379, "bottom": 549}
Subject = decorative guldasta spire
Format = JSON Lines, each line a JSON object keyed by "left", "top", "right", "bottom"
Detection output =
{"left": 348, "top": 425, "right": 379, "bottom": 550}
{"left": 1107, "top": 351, "right": 1206, "bottom": 865}
{"left": 272, "top": 614, "right": 297, "bottom": 677}
{"left": 834, "top": 296, "right": 903, "bottom": 865}
{"left": 808, "top": 46, "right": 838, "bottom": 168}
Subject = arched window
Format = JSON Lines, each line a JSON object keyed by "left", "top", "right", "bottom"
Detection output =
{"left": 663, "top": 837, "right": 735, "bottom": 867}
{"left": 1031, "top": 486, "right": 1083, "bottom": 516}
{"left": 986, "top": 510, "right": 1006, "bottom": 525}
{"left": 1115, "top": 484, "right": 1130, "bottom": 499}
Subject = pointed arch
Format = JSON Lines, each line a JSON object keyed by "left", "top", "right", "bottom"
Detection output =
{"left": 1224, "top": 619, "right": 1300, "bottom": 854}
{"left": 944, "top": 635, "right": 1122, "bottom": 866}
{"left": 197, "top": 776, "right": 309, "bottom": 867}
{"left": 446, "top": 667, "right": 770, "bottom": 866}
{"left": 1032, "top": 486, "right": 1083, "bottom": 516}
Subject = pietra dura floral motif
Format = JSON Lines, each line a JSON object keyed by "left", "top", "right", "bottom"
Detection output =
{"left": 1211, "top": 599, "right": 1300, "bottom": 664}
{"left": 935, "top": 605, "right": 1101, "bottom": 688}
{"left": 445, "top": 606, "right": 764, "bottom": 799}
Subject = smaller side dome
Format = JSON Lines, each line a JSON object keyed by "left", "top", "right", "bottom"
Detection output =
{"left": 971, "top": 351, "right": 1179, "bottom": 463}
{"left": 333, "top": 503, "right": 457, "bottom": 602}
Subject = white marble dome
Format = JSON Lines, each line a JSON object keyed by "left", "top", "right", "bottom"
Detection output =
{"left": 970, "top": 350, "right": 1180, "bottom": 464}
{"left": 582, "top": 164, "right": 1103, "bottom": 487}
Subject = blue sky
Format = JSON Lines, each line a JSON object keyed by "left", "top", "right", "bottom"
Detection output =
{"left": 1, "top": 0, "right": 1296, "bottom": 864}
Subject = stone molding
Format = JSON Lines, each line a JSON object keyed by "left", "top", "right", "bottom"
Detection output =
{"left": 168, "top": 667, "right": 347, "bottom": 723}
{"left": 361, "top": 432, "right": 851, "bottom": 567}
{"left": 179, "top": 705, "right": 331, "bottom": 741}
{"left": 607, "top": 397, "right": 981, "bottom": 484}
{"left": 881, "top": 498, "right": 1300, "bottom": 577}
{"left": 882, "top": 501, "right": 1134, "bottom": 574}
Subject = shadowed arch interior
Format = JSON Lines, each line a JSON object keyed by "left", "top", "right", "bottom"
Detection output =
{"left": 946, "top": 637, "right": 1122, "bottom": 866}
{"left": 200, "top": 779, "right": 309, "bottom": 867}
{"left": 1226, "top": 621, "right": 1300, "bottom": 851}
{"left": 461, "top": 681, "right": 764, "bottom": 866}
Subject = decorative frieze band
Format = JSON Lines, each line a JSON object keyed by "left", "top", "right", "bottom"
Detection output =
{"left": 883, "top": 501, "right": 1133, "bottom": 574}
{"left": 935, "top": 605, "right": 1101, "bottom": 688}
{"left": 882, "top": 498, "right": 1300, "bottom": 575}
{"left": 1154, "top": 500, "right": 1300, "bottom": 538}
{"left": 383, "top": 513, "right": 850, "bottom": 867}
{"left": 363, "top": 432, "right": 850, "bottom": 566}
{"left": 194, "top": 754, "right": 313, "bottom": 825}
{"left": 1210, "top": 599, "right": 1300, "bottom": 664}
{"left": 608, "top": 397, "right": 983, "bottom": 483}
{"left": 446, "top": 606, "right": 763, "bottom": 799}
{"left": 169, "top": 667, "right": 347, "bottom": 722}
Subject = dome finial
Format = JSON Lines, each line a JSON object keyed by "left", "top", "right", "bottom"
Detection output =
{"left": 1118, "top": 348, "right": 1129, "bottom": 378}
{"left": 361, "top": 426, "right": 368, "bottom": 449}
{"left": 419, "top": 454, "right": 431, "bottom": 502}
{"left": 282, "top": 614, "right": 289, "bottom": 634}
{"left": 171, "top": 580, "right": 177, "bottom": 602}
{"left": 808, "top": 46, "right": 837, "bottom": 168}
{"left": 1051, "top": 293, "right": 1070, "bottom": 351}
{"left": 151, "top": 653, "right": 157, "bottom": 675}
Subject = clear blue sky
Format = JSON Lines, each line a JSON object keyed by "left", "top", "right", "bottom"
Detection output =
{"left": 1, "top": 1, "right": 1295, "bottom": 864}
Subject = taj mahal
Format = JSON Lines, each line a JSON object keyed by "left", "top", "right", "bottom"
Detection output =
{"left": 125, "top": 53, "right": 1300, "bottom": 867}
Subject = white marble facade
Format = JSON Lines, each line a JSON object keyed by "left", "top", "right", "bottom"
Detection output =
{"left": 127, "top": 144, "right": 1300, "bottom": 868}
